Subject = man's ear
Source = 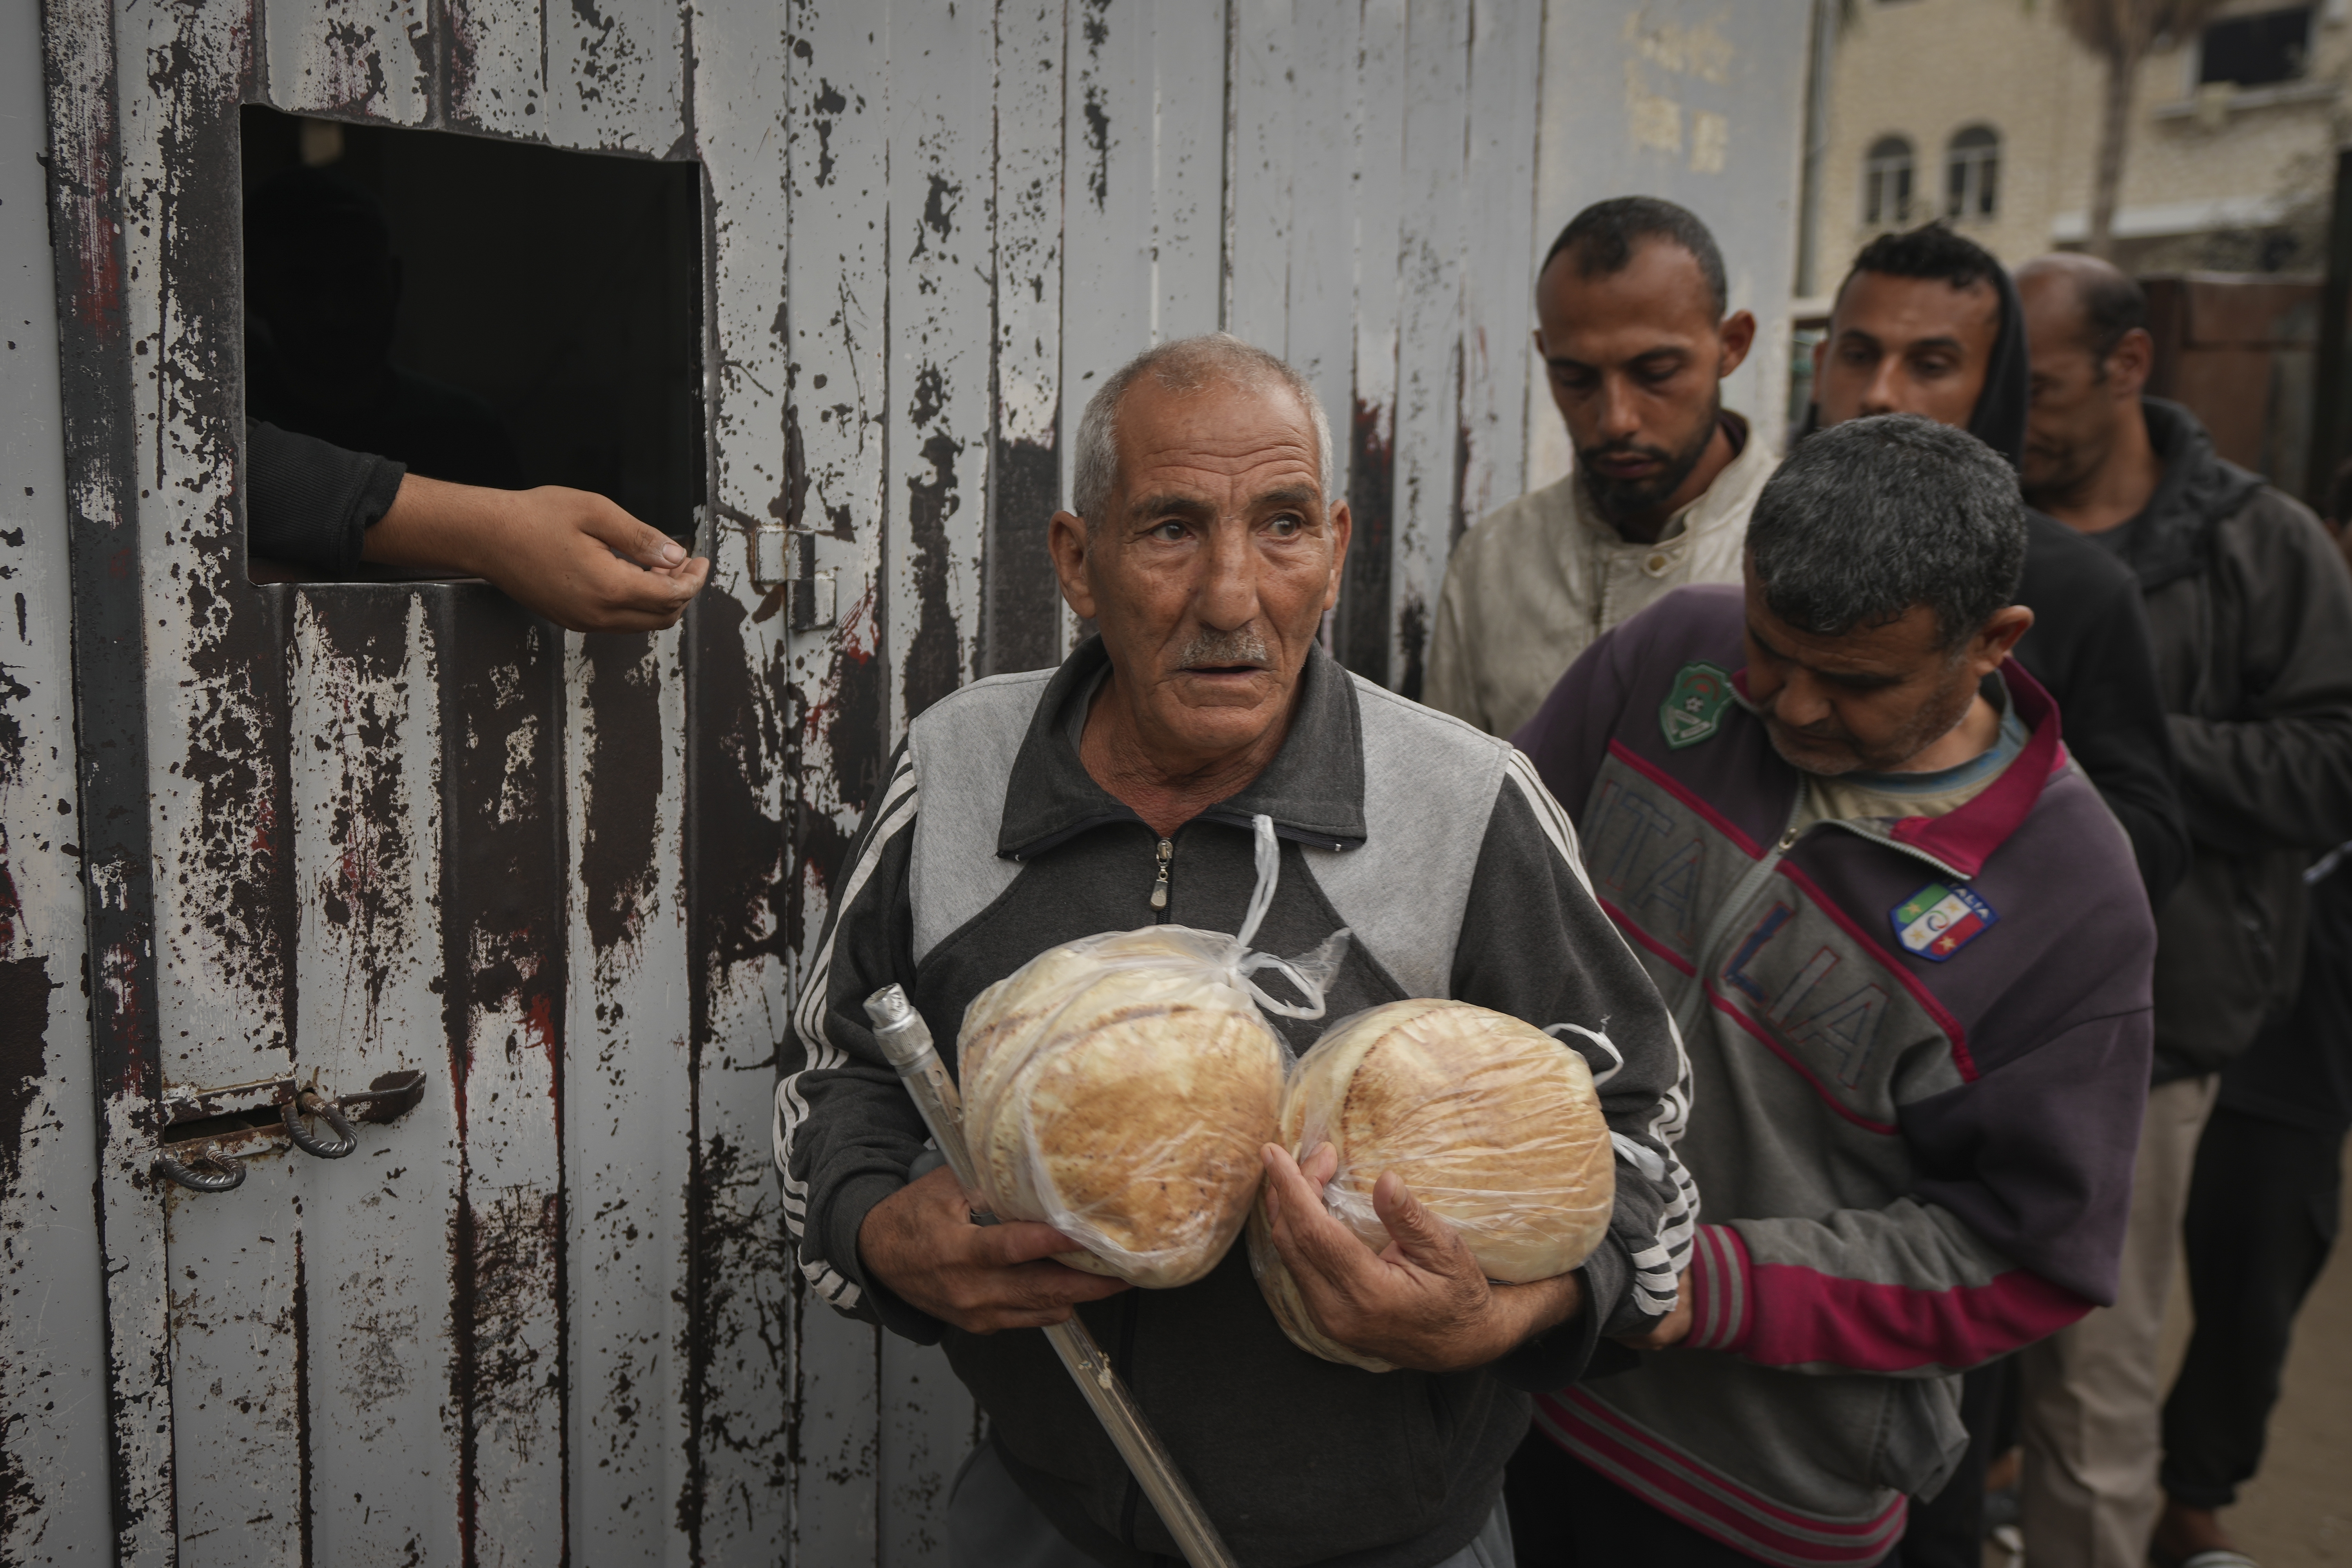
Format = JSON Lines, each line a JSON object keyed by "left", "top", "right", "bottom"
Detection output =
{"left": 1717, "top": 309, "right": 1757, "bottom": 378}
{"left": 2106, "top": 326, "right": 2156, "bottom": 402}
{"left": 1969, "top": 604, "right": 2036, "bottom": 674}
{"left": 1047, "top": 509, "right": 1098, "bottom": 621}
{"left": 1324, "top": 498, "right": 1353, "bottom": 613}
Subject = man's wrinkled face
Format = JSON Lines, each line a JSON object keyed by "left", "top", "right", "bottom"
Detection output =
{"left": 1535, "top": 241, "right": 1751, "bottom": 522}
{"left": 1740, "top": 563, "right": 1983, "bottom": 776}
{"left": 1815, "top": 272, "right": 2000, "bottom": 431}
{"left": 2019, "top": 274, "right": 2131, "bottom": 501}
{"left": 1049, "top": 379, "right": 1348, "bottom": 766}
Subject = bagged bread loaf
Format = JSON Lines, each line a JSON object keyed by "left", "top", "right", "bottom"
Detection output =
{"left": 958, "top": 926, "right": 1291, "bottom": 1289}
{"left": 1249, "top": 998, "right": 1615, "bottom": 1370}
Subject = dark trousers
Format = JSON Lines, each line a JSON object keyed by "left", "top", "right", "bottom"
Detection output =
{"left": 2158, "top": 1105, "right": 2344, "bottom": 1510}
{"left": 1885, "top": 1359, "right": 2017, "bottom": 1568}
{"left": 1504, "top": 1432, "right": 1770, "bottom": 1566}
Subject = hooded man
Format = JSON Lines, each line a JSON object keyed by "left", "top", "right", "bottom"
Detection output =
{"left": 1807, "top": 223, "right": 2188, "bottom": 906}
{"left": 1425, "top": 197, "right": 1774, "bottom": 739}
{"left": 2012, "top": 252, "right": 2352, "bottom": 1568}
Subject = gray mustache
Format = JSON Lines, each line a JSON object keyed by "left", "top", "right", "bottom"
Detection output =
{"left": 1178, "top": 628, "right": 1272, "bottom": 668}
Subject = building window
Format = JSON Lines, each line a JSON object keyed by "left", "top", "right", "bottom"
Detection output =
{"left": 2199, "top": 7, "right": 2311, "bottom": 87}
{"left": 1864, "top": 136, "right": 1915, "bottom": 226}
{"left": 1946, "top": 125, "right": 2000, "bottom": 221}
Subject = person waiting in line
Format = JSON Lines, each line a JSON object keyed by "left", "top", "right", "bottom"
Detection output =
{"left": 2012, "top": 253, "right": 2352, "bottom": 1568}
{"left": 1509, "top": 414, "right": 2155, "bottom": 1567}
{"left": 1425, "top": 197, "right": 1772, "bottom": 739}
{"left": 1805, "top": 223, "right": 2186, "bottom": 907}
{"left": 777, "top": 333, "right": 1696, "bottom": 1568}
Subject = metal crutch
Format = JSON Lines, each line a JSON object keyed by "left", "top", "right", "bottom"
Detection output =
{"left": 863, "top": 985, "right": 1240, "bottom": 1568}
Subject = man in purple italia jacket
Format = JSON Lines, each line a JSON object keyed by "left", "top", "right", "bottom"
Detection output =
{"left": 1508, "top": 414, "right": 2155, "bottom": 1567}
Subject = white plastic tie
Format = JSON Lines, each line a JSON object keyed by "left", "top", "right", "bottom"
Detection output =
{"left": 1232, "top": 813, "right": 1330, "bottom": 1020}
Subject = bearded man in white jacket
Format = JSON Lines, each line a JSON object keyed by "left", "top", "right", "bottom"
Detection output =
{"left": 1425, "top": 196, "right": 1770, "bottom": 738}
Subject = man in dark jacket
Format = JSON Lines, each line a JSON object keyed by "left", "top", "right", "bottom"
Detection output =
{"left": 1808, "top": 224, "right": 2189, "bottom": 905}
{"left": 777, "top": 332, "right": 1695, "bottom": 1568}
{"left": 2014, "top": 252, "right": 2352, "bottom": 1568}
{"left": 1510, "top": 415, "right": 2154, "bottom": 1566}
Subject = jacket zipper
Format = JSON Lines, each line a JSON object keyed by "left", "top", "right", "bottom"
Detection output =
{"left": 1670, "top": 795, "right": 1985, "bottom": 1039}
{"left": 1672, "top": 804, "right": 1803, "bottom": 1043}
{"left": 1148, "top": 835, "right": 1173, "bottom": 917}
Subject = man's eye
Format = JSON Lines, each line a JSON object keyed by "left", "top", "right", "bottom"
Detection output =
{"left": 1149, "top": 520, "right": 1188, "bottom": 543}
{"left": 1267, "top": 515, "right": 1304, "bottom": 538}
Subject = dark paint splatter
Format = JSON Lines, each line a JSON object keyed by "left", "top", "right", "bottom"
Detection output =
{"left": 985, "top": 430, "right": 1062, "bottom": 676}
{"left": 902, "top": 430, "right": 966, "bottom": 722}
{"left": 0, "top": 958, "right": 57, "bottom": 1189}
{"left": 1339, "top": 397, "right": 1396, "bottom": 683}
{"left": 580, "top": 637, "right": 664, "bottom": 956}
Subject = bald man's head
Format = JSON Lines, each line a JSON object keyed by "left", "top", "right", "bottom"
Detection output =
{"left": 2017, "top": 254, "right": 2154, "bottom": 508}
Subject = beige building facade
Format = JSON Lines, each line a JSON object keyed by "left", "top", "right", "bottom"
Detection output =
{"left": 1809, "top": 0, "right": 2352, "bottom": 285}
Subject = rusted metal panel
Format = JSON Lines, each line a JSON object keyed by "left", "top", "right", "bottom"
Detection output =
{"left": 263, "top": 0, "right": 434, "bottom": 124}
{"left": 1387, "top": 0, "right": 1471, "bottom": 704}
{"left": 1058, "top": 0, "right": 1230, "bottom": 512}
{"left": 564, "top": 626, "right": 694, "bottom": 1554}
{"left": 877, "top": 6, "right": 995, "bottom": 1550}
{"left": 1225, "top": 0, "right": 1294, "bottom": 355}
{"left": 437, "top": 599, "right": 569, "bottom": 1564}
{"left": 682, "top": 0, "right": 799, "bottom": 1555}
{"left": 545, "top": 0, "right": 687, "bottom": 157}
{"left": 884, "top": 0, "right": 993, "bottom": 735}
{"left": 1336, "top": 0, "right": 1407, "bottom": 684}
{"left": 167, "top": 1159, "right": 307, "bottom": 1568}
{"left": 1457, "top": 0, "right": 1543, "bottom": 532}
{"left": 288, "top": 590, "right": 464, "bottom": 1568}
{"left": 779, "top": 1, "right": 888, "bottom": 1557}
{"left": 987, "top": 1, "right": 1070, "bottom": 676}
{"left": 0, "top": 1, "right": 114, "bottom": 1554}
{"left": 41, "top": 0, "right": 181, "bottom": 1558}
{"left": 442, "top": 0, "right": 544, "bottom": 138}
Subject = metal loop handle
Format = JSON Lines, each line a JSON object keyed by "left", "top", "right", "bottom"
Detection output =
{"left": 152, "top": 1142, "right": 246, "bottom": 1192}
{"left": 281, "top": 1090, "right": 359, "bottom": 1158}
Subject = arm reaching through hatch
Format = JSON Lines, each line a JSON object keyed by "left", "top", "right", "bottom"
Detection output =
{"left": 362, "top": 472, "right": 710, "bottom": 633}
{"left": 245, "top": 419, "right": 708, "bottom": 633}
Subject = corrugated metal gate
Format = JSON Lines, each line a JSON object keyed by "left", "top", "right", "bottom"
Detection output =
{"left": 0, "top": 0, "right": 1807, "bottom": 1563}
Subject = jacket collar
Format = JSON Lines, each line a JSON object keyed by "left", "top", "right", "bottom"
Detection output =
{"left": 1728, "top": 658, "right": 2066, "bottom": 879}
{"left": 995, "top": 637, "right": 1368, "bottom": 860}
{"left": 2098, "top": 398, "right": 2265, "bottom": 592}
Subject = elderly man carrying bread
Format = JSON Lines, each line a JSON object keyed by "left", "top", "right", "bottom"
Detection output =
{"left": 774, "top": 334, "right": 1695, "bottom": 1568}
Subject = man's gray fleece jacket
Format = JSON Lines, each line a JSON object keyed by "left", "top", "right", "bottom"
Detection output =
{"left": 774, "top": 640, "right": 1696, "bottom": 1568}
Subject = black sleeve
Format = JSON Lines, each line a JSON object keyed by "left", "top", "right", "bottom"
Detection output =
{"left": 772, "top": 743, "right": 943, "bottom": 1343}
{"left": 245, "top": 419, "right": 407, "bottom": 572}
{"left": 2013, "top": 514, "right": 2191, "bottom": 905}
{"left": 2171, "top": 499, "right": 2352, "bottom": 854}
{"left": 1455, "top": 754, "right": 1697, "bottom": 1391}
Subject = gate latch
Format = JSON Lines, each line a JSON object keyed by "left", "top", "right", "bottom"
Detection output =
{"left": 152, "top": 1069, "right": 429, "bottom": 1194}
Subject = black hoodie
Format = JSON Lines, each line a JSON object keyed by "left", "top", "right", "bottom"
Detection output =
{"left": 1806, "top": 267, "right": 2191, "bottom": 904}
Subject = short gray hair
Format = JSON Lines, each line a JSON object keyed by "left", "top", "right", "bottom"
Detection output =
{"left": 1751, "top": 414, "right": 2025, "bottom": 650}
{"left": 1070, "top": 333, "right": 1334, "bottom": 526}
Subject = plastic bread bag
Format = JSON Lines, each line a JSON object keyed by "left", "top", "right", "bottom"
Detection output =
{"left": 1247, "top": 998, "right": 1616, "bottom": 1371}
{"left": 956, "top": 815, "right": 1343, "bottom": 1290}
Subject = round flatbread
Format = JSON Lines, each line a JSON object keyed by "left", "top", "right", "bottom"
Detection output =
{"left": 960, "top": 927, "right": 1286, "bottom": 1289}
{"left": 1252, "top": 998, "right": 1615, "bottom": 1368}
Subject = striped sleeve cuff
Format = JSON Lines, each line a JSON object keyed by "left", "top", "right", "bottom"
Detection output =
{"left": 1682, "top": 1223, "right": 1753, "bottom": 1352}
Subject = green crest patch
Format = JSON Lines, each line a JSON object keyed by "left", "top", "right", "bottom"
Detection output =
{"left": 1660, "top": 661, "right": 1731, "bottom": 749}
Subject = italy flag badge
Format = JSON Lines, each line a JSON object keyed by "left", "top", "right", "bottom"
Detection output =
{"left": 1891, "top": 881, "right": 1997, "bottom": 962}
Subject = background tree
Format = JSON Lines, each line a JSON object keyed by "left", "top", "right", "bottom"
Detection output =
{"left": 2053, "top": 0, "right": 2231, "bottom": 257}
